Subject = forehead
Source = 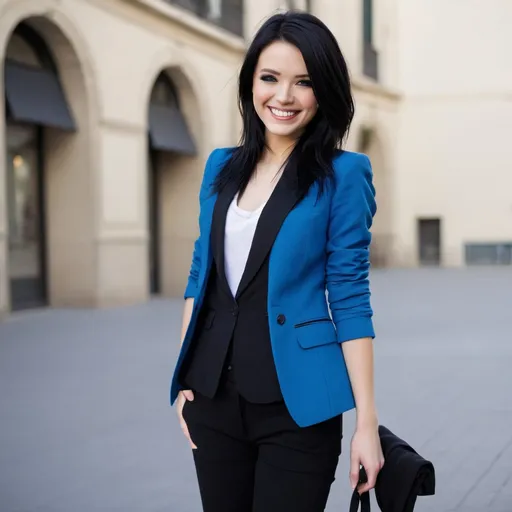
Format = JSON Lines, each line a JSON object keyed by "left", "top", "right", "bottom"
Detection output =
{"left": 256, "top": 41, "right": 308, "bottom": 74}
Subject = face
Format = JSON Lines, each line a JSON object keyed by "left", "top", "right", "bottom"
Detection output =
{"left": 252, "top": 41, "right": 318, "bottom": 141}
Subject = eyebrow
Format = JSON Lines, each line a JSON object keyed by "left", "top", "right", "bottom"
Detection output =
{"left": 260, "top": 68, "right": 310, "bottom": 78}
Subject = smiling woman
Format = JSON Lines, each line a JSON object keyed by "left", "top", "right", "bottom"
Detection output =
{"left": 170, "top": 11, "right": 383, "bottom": 512}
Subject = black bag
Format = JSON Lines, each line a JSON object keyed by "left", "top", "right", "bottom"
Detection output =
{"left": 348, "top": 425, "right": 436, "bottom": 512}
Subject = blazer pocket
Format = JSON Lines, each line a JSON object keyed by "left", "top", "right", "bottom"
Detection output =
{"left": 295, "top": 318, "right": 337, "bottom": 349}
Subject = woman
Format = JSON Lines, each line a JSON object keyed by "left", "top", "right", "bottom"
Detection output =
{"left": 170, "top": 11, "right": 384, "bottom": 512}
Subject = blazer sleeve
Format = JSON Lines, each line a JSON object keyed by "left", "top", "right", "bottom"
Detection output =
{"left": 183, "top": 149, "right": 219, "bottom": 300}
{"left": 326, "top": 153, "right": 377, "bottom": 343}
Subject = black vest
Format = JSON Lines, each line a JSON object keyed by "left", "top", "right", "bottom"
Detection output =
{"left": 180, "top": 170, "right": 301, "bottom": 403}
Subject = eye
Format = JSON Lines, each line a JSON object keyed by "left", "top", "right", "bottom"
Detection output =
{"left": 297, "top": 79, "right": 313, "bottom": 87}
{"left": 260, "top": 74, "right": 277, "bottom": 83}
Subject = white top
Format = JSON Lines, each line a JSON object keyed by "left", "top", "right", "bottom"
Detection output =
{"left": 224, "top": 193, "right": 267, "bottom": 297}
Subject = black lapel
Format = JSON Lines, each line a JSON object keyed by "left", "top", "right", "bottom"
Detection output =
{"left": 211, "top": 178, "right": 239, "bottom": 299}
{"left": 235, "top": 168, "right": 301, "bottom": 299}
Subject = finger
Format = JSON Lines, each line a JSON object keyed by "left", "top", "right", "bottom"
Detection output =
{"left": 358, "top": 467, "right": 378, "bottom": 494}
{"left": 180, "top": 419, "right": 197, "bottom": 450}
{"left": 349, "top": 454, "right": 360, "bottom": 490}
{"left": 183, "top": 390, "right": 195, "bottom": 401}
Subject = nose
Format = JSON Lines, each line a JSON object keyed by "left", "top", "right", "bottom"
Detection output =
{"left": 274, "top": 83, "right": 293, "bottom": 105}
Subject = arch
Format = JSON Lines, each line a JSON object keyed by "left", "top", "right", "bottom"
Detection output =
{"left": 357, "top": 124, "right": 393, "bottom": 267}
{"left": 144, "top": 61, "right": 205, "bottom": 297}
{"left": 0, "top": 0, "right": 100, "bottom": 118}
{"left": 0, "top": 0, "right": 100, "bottom": 312}
{"left": 140, "top": 45, "right": 209, "bottom": 153}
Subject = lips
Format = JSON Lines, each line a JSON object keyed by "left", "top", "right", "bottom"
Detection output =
{"left": 268, "top": 106, "right": 300, "bottom": 121}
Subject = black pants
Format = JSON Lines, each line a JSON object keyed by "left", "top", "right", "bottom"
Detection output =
{"left": 183, "top": 376, "right": 343, "bottom": 512}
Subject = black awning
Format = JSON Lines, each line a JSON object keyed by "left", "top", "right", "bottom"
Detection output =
{"left": 148, "top": 103, "right": 197, "bottom": 155}
{"left": 4, "top": 60, "right": 76, "bottom": 131}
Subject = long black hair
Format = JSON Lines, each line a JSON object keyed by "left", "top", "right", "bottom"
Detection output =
{"left": 213, "top": 11, "right": 355, "bottom": 199}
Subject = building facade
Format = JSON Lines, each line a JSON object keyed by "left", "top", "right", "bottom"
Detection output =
{"left": 393, "top": 0, "right": 512, "bottom": 268}
{"left": 0, "top": 0, "right": 245, "bottom": 314}
{"left": 0, "top": 0, "right": 400, "bottom": 315}
{"left": 4, "top": 0, "right": 508, "bottom": 316}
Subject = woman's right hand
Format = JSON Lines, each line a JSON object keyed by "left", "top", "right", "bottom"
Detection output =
{"left": 177, "top": 390, "right": 197, "bottom": 449}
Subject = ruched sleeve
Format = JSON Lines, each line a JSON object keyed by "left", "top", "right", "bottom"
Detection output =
{"left": 326, "top": 153, "right": 377, "bottom": 343}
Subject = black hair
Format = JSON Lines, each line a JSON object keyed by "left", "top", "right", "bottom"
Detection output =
{"left": 213, "top": 11, "right": 354, "bottom": 199}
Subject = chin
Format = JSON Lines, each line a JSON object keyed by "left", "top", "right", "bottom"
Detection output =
{"left": 265, "top": 123, "right": 302, "bottom": 138}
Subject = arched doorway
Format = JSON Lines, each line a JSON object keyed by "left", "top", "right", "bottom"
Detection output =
{"left": 4, "top": 22, "right": 75, "bottom": 310}
{"left": 147, "top": 72, "right": 197, "bottom": 294}
{"left": 358, "top": 126, "right": 391, "bottom": 267}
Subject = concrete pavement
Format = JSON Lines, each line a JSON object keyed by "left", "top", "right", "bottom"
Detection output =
{"left": 1, "top": 268, "right": 511, "bottom": 511}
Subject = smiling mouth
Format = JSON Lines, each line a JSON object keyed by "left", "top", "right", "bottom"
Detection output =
{"left": 268, "top": 107, "right": 300, "bottom": 120}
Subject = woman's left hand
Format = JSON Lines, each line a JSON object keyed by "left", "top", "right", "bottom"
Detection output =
{"left": 349, "top": 422, "right": 385, "bottom": 494}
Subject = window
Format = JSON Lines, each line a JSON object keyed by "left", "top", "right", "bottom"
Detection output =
{"left": 362, "top": 0, "right": 378, "bottom": 80}
{"left": 165, "top": 0, "right": 244, "bottom": 37}
{"left": 363, "top": 0, "right": 373, "bottom": 44}
{"left": 285, "top": 0, "right": 311, "bottom": 11}
{"left": 150, "top": 74, "right": 179, "bottom": 107}
{"left": 465, "top": 243, "right": 512, "bottom": 265}
{"left": 207, "top": 0, "right": 222, "bottom": 20}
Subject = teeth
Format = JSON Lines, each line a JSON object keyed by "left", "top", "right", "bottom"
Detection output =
{"left": 270, "top": 108, "right": 296, "bottom": 117}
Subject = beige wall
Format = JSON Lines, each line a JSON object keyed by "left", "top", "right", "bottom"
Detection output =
{"left": 83, "top": 0, "right": 244, "bottom": 304}
{"left": 394, "top": 0, "right": 512, "bottom": 266}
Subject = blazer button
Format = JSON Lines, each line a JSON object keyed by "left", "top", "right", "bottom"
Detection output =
{"left": 277, "top": 314, "right": 286, "bottom": 325}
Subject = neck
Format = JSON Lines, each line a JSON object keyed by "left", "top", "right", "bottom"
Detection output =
{"left": 262, "top": 132, "right": 298, "bottom": 166}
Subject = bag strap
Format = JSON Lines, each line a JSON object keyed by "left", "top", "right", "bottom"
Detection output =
{"left": 349, "top": 466, "right": 371, "bottom": 511}
{"left": 349, "top": 489, "right": 370, "bottom": 512}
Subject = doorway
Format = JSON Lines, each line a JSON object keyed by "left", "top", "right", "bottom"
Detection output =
{"left": 146, "top": 72, "right": 197, "bottom": 295}
{"left": 418, "top": 218, "right": 441, "bottom": 266}
{"left": 148, "top": 148, "right": 161, "bottom": 295}
{"left": 6, "top": 123, "right": 47, "bottom": 309}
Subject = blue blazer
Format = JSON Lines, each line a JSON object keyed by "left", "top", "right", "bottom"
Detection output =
{"left": 170, "top": 147, "right": 376, "bottom": 427}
